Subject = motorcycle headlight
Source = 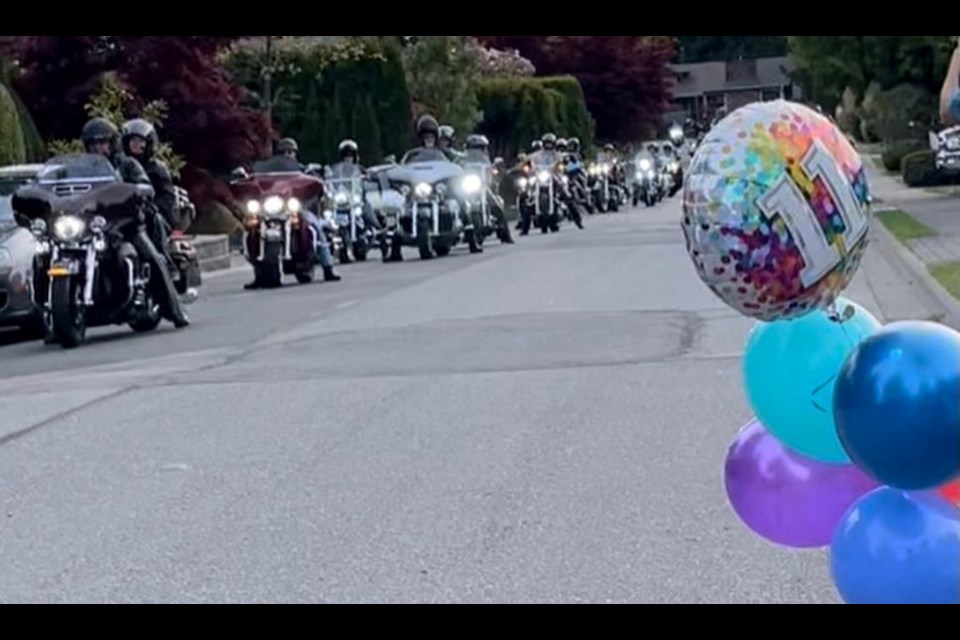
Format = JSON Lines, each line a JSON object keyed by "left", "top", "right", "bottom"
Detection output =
{"left": 287, "top": 198, "right": 302, "bottom": 213}
{"left": 334, "top": 190, "right": 349, "bottom": 205}
{"left": 30, "top": 219, "right": 47, "bottom": 238}
{"left": 53, "top": 215, "right": 85, "bottom": 241}
{"left": 462, "top": 174, "right": 483, "bottom": 194}
{"left": 639, "top": 159, "right": 652, "bottom": 171}
{"left": 246, "top": 200, "right": 261, "bottom": 216}
{"left": 647, "top": 170, "right": 655, "bottom": 179}
{"left": 264, "top": 196, "right": 284, "bottom": 215}
{"left": 537, "top": 171, "right": 550, "bottom": 184}
{"left": 517, "top": 177, "right": 529, "bottom": 189}
{"left": 669, "top": 162, "right": 680, "bottom": 173}
{"left": 414, "top": 183, "right": 433, "bottom": 199}
{"left": 946, "top": 136, "right": 960, "bottom": 151}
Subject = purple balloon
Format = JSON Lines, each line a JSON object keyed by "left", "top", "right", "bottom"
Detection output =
{"left": 725, "top": 419, "right": 880, "bottom": 549}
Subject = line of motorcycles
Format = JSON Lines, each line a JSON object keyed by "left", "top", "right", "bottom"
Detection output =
{"left": 7, "top": 143, "right": 685, "bottom": 350}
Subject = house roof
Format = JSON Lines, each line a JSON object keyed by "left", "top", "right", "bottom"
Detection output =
{"left": 670, "top": 56, "right": 795, "bottom": 98}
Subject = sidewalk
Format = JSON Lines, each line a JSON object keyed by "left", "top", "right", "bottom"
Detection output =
{"left": 863, "top": 161, "right": 960, "bottom": 328}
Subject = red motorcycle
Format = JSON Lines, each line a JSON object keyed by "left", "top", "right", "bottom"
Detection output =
{"left": 230, "top": 158, "right": 321, "bottom": 289}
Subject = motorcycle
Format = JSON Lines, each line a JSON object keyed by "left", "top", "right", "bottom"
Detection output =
{"left": 12, "top": 153, "right": 167, "bottom": 349}
{"left": 518, "top": 156, "right": 565, "bottom": 234}
{"left": 630, "top": 156, "right": 658, "bottom": 208}
{"left": 324, "top": 167, "right": 375, "bottom": 263}
{"left": 230, "top": 157, "right": 319, "bottom": 288}
{"left": 166, "top": 185, "right": 201, "bottom": 302}
{"left": 382, "top": 153, "right": 476, "bottom": 260}
{"left": 588, "top": 159, "right": 625, "bottom": 213}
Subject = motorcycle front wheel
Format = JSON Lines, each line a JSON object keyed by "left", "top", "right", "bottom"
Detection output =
{"left": 50, "top": 276, "right": 86, "bottom": 349}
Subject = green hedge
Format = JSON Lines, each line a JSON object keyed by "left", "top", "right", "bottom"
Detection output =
{"left": 476, "top": 75, "right": 594, "bottom": 160}
{"left": 882, "top": 139, "right": 928, "bottom": 173}
{"left": 0, "top": 83, "right": 26, "bottom": 166}
{"left": 227, "top": 38, "right": 412, "bottom": 166}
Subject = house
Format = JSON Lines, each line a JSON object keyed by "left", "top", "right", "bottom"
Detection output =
{"left": 669, "top": 56, "right": 801, "bottom": 125}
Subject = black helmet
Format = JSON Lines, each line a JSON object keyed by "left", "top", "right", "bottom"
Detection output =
{"left": 338, "top": 139, "right": 359, "bottom": 160}
{"left": 541, "top": 133, "right": 557, "bottom": 150}
{"left": 439, "top": 125, "right": 455, "bottom": 144}
{"left": 276, "top": 138, "right": 299, "bottom": 155}
{"left": 121, "top": 118, "right": 159, "bottom": 159}
{"left": 531, "top": 140, "right": 543, "bottom": 152}
{"left": 466, "top": 134, "right": 487, "bottom": 150}
{"left": 81, "top": 117, "right": 120, "bottom": 154}
{"left": 416, "top": 115, "right": 440, "bottom": 138}
{"left": 557, "top": 138, "right": 568, "bottom": 151}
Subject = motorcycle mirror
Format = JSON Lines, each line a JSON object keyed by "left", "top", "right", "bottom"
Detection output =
{"left": 230, "top": 167, "right": 249, "bottom": 181}
{"left": 305, "top": 163, "right": 324, "bottom": 177}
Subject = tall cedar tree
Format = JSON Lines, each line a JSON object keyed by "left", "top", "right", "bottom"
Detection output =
{"left": 6, "top": 36, "right": 272, "bottom": 205}
{"left": 475, "top": 36, "right": 676, "bottom": 141}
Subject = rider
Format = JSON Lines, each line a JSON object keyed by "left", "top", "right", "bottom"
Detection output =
{"left": 81, "top": 117, "right": 190, "bottom": 328}
{"left": 326, "top": 139, "right": 384, "bottom": 233}
{"left": 438, "top": 125, "right": 465, "bottom": 163}
{"left": 245, "top": 137, "right": 341, "bottom": 287}
{"left": 400, "top": 115, "right": 449, "bottom": 164}
{"left": 462, "top": 134, "right": 514, "bottom": 244}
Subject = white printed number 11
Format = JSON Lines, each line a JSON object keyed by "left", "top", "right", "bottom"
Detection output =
{"left": 757, "top": 141, "right": 868, "bottom": 288}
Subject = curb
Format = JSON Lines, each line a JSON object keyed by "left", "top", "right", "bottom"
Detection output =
{"left": 871, "top": 209, "right": 960, "bottom": 328}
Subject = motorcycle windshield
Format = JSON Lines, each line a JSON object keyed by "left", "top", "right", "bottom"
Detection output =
{"left": 252, "top": 157, "right": 304, "bottom": 175}
{"left": 401, "top": 148, "right": 450, "bottom": 165}
{"left": 37, "top": 154, "right": 120, "bottom": 182}
{"left": 385, "top": 161, "right": 463, "bottom": 186}
{"left": 326, "top": 163, "right": 363, "bottom": 180}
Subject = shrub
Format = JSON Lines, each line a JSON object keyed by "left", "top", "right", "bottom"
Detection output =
{"left": 882, "top": 139, "right": 928, "bottom": 173}
{"left": 0, "top": 83, "right": 26, "bottom": 165}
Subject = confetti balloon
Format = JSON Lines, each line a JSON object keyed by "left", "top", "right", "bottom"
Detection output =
{"left": 682, "top": 100, "right": 871, "bottom": 322}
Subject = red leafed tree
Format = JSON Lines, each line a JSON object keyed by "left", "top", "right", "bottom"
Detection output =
{"left": 7, "top": 36, "right": 272, "bottom": 205}
{"left": 476, "top": 36, "right": 676, "bottom": 141}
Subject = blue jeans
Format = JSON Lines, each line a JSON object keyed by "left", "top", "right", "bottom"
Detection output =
{"left": 302, "top": 211, "right": 335, "bottom": 269}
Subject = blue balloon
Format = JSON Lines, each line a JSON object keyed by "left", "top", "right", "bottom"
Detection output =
{"left": 831, "top": 488, "right": 960, "bottom": 605}
{"left": 834, "top": 321, "right": 960, "bottom": 490}
{"left": 743, "top": 298, "right": 882, "bottom": 464}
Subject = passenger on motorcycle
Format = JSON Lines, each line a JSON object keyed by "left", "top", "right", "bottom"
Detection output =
{"left": 249, "top": 137, "right": 340, "bottom": 285}
{"left": 462, "top": 134, "right": 514, "bottom": 244}
{"left": 438, "top": 125, "right": 465, "bottom": 163}
{"left": 327, "top": 139, "right": 384, "bottom": 233}
{"left": 81, "top": 117, "right": 190, "bottom": 328}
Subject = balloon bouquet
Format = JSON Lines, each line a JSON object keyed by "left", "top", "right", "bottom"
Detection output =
{"left": 682, "top": 100, "right": 960, "bottom": 605}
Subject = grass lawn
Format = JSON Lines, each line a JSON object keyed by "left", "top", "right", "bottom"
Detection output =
{"left": 930, "top": 262, "right": 960, "bottom": 300}
{"left": 876, "top": 209, "right": 936, "bottom": 243}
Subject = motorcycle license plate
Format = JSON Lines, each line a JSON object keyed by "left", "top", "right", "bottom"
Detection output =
{"left": 48, "top": 260, "right": 79, "bottom": 277}
{"left": 337, "top": 214, "right": 350, "bottom": 227}
{"left": 264, "top": 228, "right": 283, "bottom": 241}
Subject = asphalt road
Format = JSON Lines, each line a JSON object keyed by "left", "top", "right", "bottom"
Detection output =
{"left": 0, "top": 200, "right": 841, "bottom": 604}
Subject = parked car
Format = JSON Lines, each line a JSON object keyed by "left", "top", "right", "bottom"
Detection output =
{"left": 0, "top": 164, "right": 44, "bottom": 335}
{"left": 934, "top": 125, "right": 960, "bottom": 174}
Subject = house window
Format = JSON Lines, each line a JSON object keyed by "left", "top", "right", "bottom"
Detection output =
{"left": 761, "top": 88, "right": 782, "bottom": 101}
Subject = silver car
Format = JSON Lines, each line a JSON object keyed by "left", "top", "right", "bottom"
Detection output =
{"left": 0, "top": 164, "right": 44, "bottom": 334}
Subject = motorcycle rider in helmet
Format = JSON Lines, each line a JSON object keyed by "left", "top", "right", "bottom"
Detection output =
{"left": 400, "top": 115, "right": 449, "bottom": 164}
{"left": 438, "top": 125, "right": 464, "bottom": 162}
{"left": 81, "top": 117, "right": 190, "bottom": 328}
{"left": 462, "top": 134, "right": 514, "bottom": 244}
{"left": 530, "top": 140, "right": 543, "bottom": 153}
{"left": 327, "top": 139, "right": 383, "bottom": 232}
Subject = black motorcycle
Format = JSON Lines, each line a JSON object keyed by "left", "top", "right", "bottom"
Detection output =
{"left": 13, "top": 154, "right": 165, "bottom": 349}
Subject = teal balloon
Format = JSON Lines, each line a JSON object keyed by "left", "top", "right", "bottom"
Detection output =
{"left": 743, "top": 298, "right": 882, "bottom": 464}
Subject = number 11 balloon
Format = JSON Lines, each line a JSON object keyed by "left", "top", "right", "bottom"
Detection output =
{"left": 682, "top": 100, "right": 871, "bottom": 322}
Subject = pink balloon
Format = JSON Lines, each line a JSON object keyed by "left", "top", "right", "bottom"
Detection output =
{"left": 725, "top": 419, "right": 880, "bottom": 549}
